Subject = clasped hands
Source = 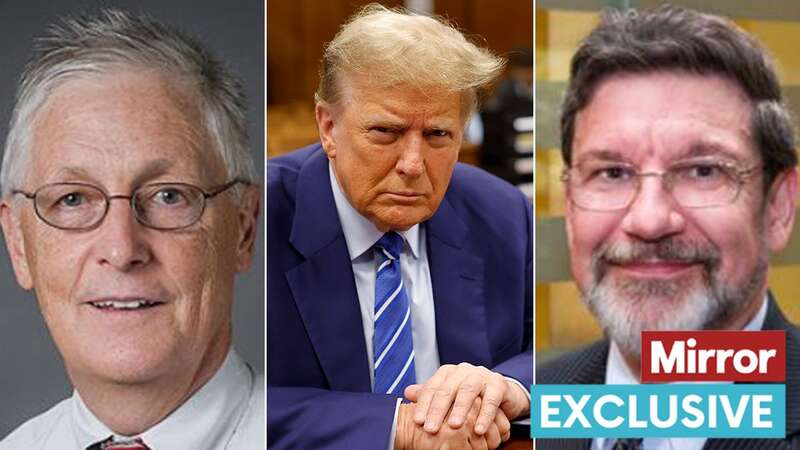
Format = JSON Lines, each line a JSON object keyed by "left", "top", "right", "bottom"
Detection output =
{"left": 394, "top": 363, "right": 530, "bottom": 450}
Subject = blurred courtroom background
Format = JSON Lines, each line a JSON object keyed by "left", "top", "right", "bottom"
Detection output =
{"left": 267, "top": 0, "right": 534, "bottom": 196}
{"left": 536, "top": 0, "right": 800, "bottom": 363}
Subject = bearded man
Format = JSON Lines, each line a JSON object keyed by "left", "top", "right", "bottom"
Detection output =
{"left": 537, "top": 5, "right": 800, "bottom": 450}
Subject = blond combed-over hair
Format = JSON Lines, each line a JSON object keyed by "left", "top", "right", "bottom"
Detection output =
{"left": 315, "top": 4, "right": 505, "bottom": 119}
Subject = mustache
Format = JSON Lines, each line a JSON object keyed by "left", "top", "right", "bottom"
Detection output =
{"left": 591, "top": 238, "right": 721, "bottom": 280}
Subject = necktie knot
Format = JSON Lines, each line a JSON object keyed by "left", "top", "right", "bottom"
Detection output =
{"left": 87, "top": 436, "right": 151, "bottom": 450}
{"left": 376, "top": 232, "right": 403, "bottom": 260}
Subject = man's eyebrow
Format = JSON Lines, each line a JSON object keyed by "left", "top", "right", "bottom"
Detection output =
{"left": 679, "top": 142, "right": 746, "bottom": 162}
{"left": 50, "top": 166, "right": 95, "bottom": 180}
{"left": 426, "top": 118, "right": 459, "bottom": 130}
{"left": 361, "top": 113, "right": 407, "bottom": 128}
{"left": 573, "top": 149, "right": 629, "bottom": 164}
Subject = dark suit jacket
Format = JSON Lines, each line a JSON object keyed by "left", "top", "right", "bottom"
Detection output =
{"left": 535, "top": 297, "right": 800, "bottom": 450}
{"left": 267, "top": 144, "right": 533, "bottom": 449}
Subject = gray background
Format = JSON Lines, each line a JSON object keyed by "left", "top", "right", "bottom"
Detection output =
{"left": 0, "top": 0, "right": 264, "bottom": 437}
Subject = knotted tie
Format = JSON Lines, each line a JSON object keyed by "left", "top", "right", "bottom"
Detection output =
{"left": 611, "top": 438, "right": 644, "bottom": 450}
{"left": 372, "top": 232, "right": 416, "bottom": 396}
{"left": 86, "top": 436, "right": 151, "bottom": 450}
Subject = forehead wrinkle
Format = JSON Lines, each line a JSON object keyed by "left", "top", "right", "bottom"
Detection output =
{"left": 646, "top": 120, "right": 753, "bottom": 166}
{"left": 578, "top": 122, "right": 752, "bottom": 169}
{"left": 341, "top": 74, "right": 462, "bottom": 128}
{"left": 385, "top": 94, "right": 460, "bottom": 128}
{"left": 29, "top": 72, "right": 224, "bottom": 188}
{"left": 30, "top": 124, "right": 216, "bottom": 187}
{"left": 576, "top": 71, "right": 754, "bottom": 157}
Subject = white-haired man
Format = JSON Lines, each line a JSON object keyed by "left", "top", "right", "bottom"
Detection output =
{"left": 0, "top": 10, "right": 262, "bottom": 449}
{"left": 268, "top": 5, "right": 532, "bottom": 450}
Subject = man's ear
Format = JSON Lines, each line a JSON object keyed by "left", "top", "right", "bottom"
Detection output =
{"left": 0, "top": 200, "right": 33, "bottom": 290}
{"left": 564, "top": 184, "right": 576, "bottom": 251}
{"left": 234, "top": 184, "right": 261, "bottom": 273}
{"left": 315, "top": 102, "right": 337, "bottom": 159}
{"left": 764, "top": 168, "right": 797, "bottom": 253}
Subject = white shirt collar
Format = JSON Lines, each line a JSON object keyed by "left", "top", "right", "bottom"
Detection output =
{"left": 328, "top": 162, "right": 420, "bottom": 261}
{"left": 73, "top": 348, "right": 255, "bottom": 449}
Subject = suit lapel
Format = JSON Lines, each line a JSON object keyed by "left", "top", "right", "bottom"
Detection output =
{"left": 704, "top": 439, "right": 788, "bottom": 450}
{"left": 565, "top": 340, "right": 609, "bottom": 385}
{"left": 765, "top": 297, "right": 800, "bottom": 443}
{"left": 286, "top": 149, "right": 371, "bottom": 392}
{"left": 536, "top": 342, "right": 608, "bottom": 450}
{"left": 704, "top": 296, "right": 800, "bottom": 449}
{"left": 426, "top": 196, "right": 492, "bottom": 368}
{"left": 565, "top": 343, "right": 607, "bottom": 450}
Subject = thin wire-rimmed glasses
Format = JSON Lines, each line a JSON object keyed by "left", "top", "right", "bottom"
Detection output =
{"left": 12, "top": 179, "right": 248, "bottom": 231}
{"left": 561, "top": 159, "right": 762, "bottom": 211}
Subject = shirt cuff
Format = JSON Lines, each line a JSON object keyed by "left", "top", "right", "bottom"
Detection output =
{"left": 387, "top": 397, "right": 403, "bottom": 450}
{"left": 504, "top": 376, "right": 531, "bottom": 415}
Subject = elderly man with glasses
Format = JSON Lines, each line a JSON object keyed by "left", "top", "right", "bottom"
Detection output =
{"left": 0, "top": 10, "right": 262, "bottom": 449}
{"left": 536, "top": 5, "right": 800, "bottom": 450}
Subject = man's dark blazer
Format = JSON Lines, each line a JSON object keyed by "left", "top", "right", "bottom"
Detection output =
{"left": 267, "top": 144, "right": 533, "bottom": 449}
{"left": 535, "top": 297, "right": 800, "bottom": 450}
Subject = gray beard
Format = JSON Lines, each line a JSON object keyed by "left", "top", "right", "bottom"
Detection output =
{"left": 583, "top": 238, "right": 767, "bottom": 359}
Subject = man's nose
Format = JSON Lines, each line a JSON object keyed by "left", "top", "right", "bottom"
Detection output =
{"left": 620, "top": 175, "right": 686, "bottom": 241}
{"left": 395, "top": 134, "right": 425, "bottom": 177}
{"left": 93, "top": 199, "right": 152, "bottom": 271}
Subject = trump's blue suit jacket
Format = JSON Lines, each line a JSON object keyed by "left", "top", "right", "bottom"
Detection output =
{"left": 267, "top": 144, "right": 533, "bottom": 449}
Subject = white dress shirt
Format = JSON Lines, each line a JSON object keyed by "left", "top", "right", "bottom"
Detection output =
{"left": 0, "top": 349, "right": 265, "bottom": 449}
{"left": 330, "top": 164, "right": 441, "bottom": 450}
{"left": 330, "top": 164, "right": 530, "bottom": 448}
{"left": 592, "top": 297, "right": 768, "bottom": 450}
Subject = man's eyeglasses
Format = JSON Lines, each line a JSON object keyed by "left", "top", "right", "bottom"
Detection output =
{"left": 561, "top": 159, "right": 761, "bottom": 211}
{"left": 13, "top": 179, "right": 248, "bottom": 231}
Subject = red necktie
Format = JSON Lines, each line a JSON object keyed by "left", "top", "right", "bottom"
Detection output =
{"left": 86, "top": 436, "right": 151, "bottom": 450}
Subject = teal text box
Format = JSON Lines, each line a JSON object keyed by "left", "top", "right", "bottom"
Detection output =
{"left": 531, "top": 384, "right": 785, "bottom": 438}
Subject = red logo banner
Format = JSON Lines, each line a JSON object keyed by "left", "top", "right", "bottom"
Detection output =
{"left": 641, "top": 331, "right": 786, "bottom": 382}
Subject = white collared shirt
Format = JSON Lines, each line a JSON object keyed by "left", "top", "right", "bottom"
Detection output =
{"left": 330, "top": 163, "right": 441, "bottom": 450}
{"left": 593, "top": 297, "right": 769, "bottom": 450}
{"left": 329, "top": 163, "right": 529, "bottom": 449}
{"left": 329, "top": 163, "right": 440, "bottom": 385}
{"left": 0, "top": 349, "right": 265, "bottom": 449}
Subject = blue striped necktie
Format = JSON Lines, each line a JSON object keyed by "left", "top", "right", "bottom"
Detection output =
{"left": 372, "top": 232, "right": 416, "bottom": 396}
